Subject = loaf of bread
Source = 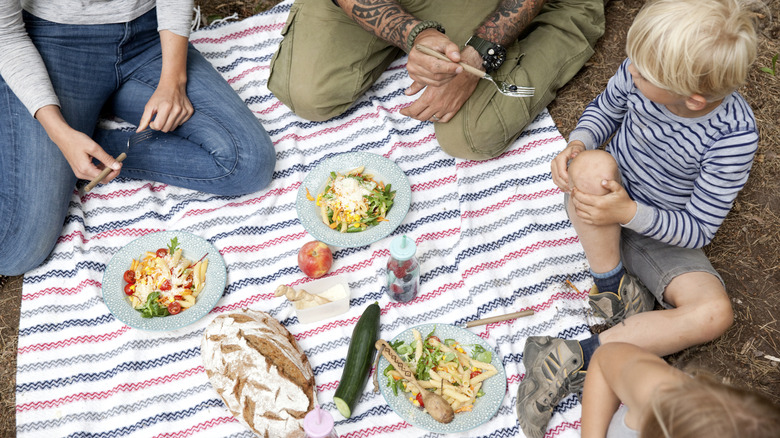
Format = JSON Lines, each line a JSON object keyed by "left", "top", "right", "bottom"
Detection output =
{"left": 201, "top": 309, "right": 314, "bottom": 437}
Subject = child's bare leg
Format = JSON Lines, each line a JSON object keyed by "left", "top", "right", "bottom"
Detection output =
{"left": 598, "top": 271, "right": 733, "bottom": 356}
{"left": 567, "top": 150, "right": 622, "bottom": 273}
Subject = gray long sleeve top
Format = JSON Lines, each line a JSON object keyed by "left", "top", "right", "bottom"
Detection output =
{"left": 0, "top": 0, "right": 193, "bottom": 115}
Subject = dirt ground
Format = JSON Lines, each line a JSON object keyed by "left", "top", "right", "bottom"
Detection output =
{"left": 1, "top": 0, "right": 778, "bottom": 435}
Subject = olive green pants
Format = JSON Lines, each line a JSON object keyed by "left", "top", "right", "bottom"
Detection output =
{"left": 268, "top": 0, "right": 604, "bottom": 160}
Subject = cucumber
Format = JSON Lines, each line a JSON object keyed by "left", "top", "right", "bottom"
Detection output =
{"left": 333, "top": 301, "right": 380, "bottom": 418}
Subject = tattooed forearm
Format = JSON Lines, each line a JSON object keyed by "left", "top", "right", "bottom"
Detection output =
{"left": 475, "top": 0, "right": 547, "bottom": 45}
{"left": 338, "top": 0, "right": 418, "bottom": 49}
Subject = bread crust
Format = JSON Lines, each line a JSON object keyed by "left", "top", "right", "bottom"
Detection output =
{"left": 202, "top": 309, "right": 314, "bottom": 437}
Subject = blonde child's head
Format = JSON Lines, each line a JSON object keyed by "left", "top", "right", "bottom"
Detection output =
{"left": 641, "top": 373, "right": 780, "bottom": 438}
{"left": 626, "top": 0, "right": 757, "bottom": 100}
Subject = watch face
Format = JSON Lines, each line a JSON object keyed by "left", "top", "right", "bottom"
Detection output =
{"left": 467, "top": 36, "right": 506, "bottom": 72}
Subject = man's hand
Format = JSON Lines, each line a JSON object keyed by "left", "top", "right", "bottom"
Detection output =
{"left": 401, "top": 44, "right": 482, "bottom": 123}
{"left": 551, "top": 140, "right": 586, "bottom": 192}
{"left": 406, "top": 29, "right": 462, "bottom": 87}
{"left": 570, "top": 180, "right": 637, "bottom": 226}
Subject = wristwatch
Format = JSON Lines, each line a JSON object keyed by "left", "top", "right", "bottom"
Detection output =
{"left": 465, "top": 36, "right": 506, "bottom": 73}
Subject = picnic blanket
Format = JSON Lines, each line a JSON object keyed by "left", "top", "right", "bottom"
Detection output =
{"left": 15, "top": 2, "right": 592, "bottom": 437}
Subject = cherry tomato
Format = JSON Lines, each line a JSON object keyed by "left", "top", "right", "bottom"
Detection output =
{"left": 156, "top": 248, "right": 168, "bottom": 258}
{"left": 167, "top": 301, "right": 182, "bottom": 315}
{"left": 124, "top": 284, "right": 134, "bottom": 296}
{"left": 183, "top": 275, "right": 193, "bottom": 289}
{"left": 174, "top": 295, "right": 184, "bottom": 300}
{"left": 416, "top": 392, "right": 425, "bottom": 408}
{"left": 470, "top": 370, "right": 482, "bottom": 379}
{"left": 123, "top": 270, "right": 136, "bottom": 284}
{"left": 428, "top": 335, "right": 441, "bottom": 344}
{"left": 159, "top": 279, "right": 172, "bottom": 291}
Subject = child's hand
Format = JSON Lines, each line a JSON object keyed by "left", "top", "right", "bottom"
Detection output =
{"left": 551, "top": 141, "right": 586, "bottom": 192}
{"left": 571, "top": 179, "right": 637, "bottom": 225}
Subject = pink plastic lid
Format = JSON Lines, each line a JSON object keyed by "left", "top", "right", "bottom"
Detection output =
{"left": 303, "top": 405, "right": 335, "bottom": 438}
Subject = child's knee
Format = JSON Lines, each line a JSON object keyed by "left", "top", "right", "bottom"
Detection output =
{"left": 705, "top": 294, "right": 734, "bottom": 337}
{"left": 691, "top": 293, "right": 734, "bottom": 341}
{"left": 568, "top": 149, "right": 620, "bottom": 195}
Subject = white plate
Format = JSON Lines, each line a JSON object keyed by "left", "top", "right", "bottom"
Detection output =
{"left": 377, "top": 323, "right": 507, "bottom": 433}
{"left": 102, "top": 231, "right": 227, "bottom": 331}
{"left": 296, "top": 152, "right": 411, "bottom": 247}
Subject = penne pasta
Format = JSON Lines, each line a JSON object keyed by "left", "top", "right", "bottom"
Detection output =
{"left": 123, "top": 237, "right": 208, "bottom": 318}
{"left": 311, "top": 165, "right": 396, "bottom": 233}
{"left": 470, "top": 370, "right": 497, "bottom": 385}
{"left": 442, "top": 388, "right": 471, "bottom": 402}
{"left": 171, "top": 248, "right": 182, "bottom": 267}
{"left": 199, "top": 259, "right": 209, "bottom": 284}
{"left": 468, "top": 359, "right": 496, "bottom": 371}
{"left": 413, "top": 329, "right": 424, "bottom": 363}
{"left": 384, "top": 331, "right": 498, "bottom": 421}
{"left": 180, "top": 295, "right": 196, "bottom": 308}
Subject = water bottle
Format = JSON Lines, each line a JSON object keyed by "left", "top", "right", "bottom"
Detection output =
{"left": 303, "top": 405, "right": 338, "bottom": 438}
{"left": 386, "top": 235, "right": 419, "bottom": 303}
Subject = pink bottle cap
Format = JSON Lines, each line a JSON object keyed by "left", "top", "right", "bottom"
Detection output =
{"left": 303, "top": 405, "right": 335, "bottom": 438}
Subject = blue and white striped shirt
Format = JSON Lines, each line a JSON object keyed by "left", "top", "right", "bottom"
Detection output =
{"left": 568, "top": 59, "right": 758, "bottom": 249}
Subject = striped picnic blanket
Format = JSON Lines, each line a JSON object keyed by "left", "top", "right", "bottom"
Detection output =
{"left": 15, "top": 2, "right": 592, "bottom": 437}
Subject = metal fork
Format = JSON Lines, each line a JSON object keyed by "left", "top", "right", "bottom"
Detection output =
{"left": 415, "top": 44, "right": 534, "bottom": 98}
{"left": 84, "top": 129, "right": 155, "bottom": 192}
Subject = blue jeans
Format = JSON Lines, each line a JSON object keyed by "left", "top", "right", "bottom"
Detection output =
{"left": 0, "top": 9, "right": 276, "bottom": 275}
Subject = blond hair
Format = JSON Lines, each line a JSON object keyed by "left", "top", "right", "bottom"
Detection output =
{"left": 641, "top": 373, "right": 780, "bottom": 438}
{"left": 626, "top": 0, "right": 757, "bottom": 100}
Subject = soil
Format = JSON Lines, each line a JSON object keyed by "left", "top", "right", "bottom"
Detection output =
{"left": 1, "top": 0, "right": 778, "bottom": 435}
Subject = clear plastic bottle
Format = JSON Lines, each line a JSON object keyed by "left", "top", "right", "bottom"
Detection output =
{"left": 386, "top": 235, "right": 419, "bottom": 303}
{"left": 303, "top": 405, "right": 338, "bottom": 438}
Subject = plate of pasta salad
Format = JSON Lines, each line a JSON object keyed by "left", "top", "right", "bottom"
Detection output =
{"left": 377, "top": 323, "right": 507, "bottom": 433}
{"left": 102, "top": 231, "right": 227, "bottom": 331}
{"left": 296, "top": 152, "right": 411, "bottom": 247}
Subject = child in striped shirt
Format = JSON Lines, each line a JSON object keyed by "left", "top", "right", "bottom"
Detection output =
{"left": 516, "top": 1, "right": 759, "bottom": 437}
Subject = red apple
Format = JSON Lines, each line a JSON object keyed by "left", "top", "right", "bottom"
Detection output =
{"left": 298, "top": 241, "right": 333, "bottom": 278}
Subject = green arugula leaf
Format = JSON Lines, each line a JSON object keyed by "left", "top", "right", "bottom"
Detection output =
{"left": 138, "top": 291, "right": 170, "bottom": 318}
{"left": 471, "top": 344, "right": 492, "bottom": 363}
{"left": 167, "top": 237, "right": 180, "bottom": 254}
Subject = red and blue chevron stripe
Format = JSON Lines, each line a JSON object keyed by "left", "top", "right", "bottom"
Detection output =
{"left": 15, "top": 1, "right": 590, "bottom": 437}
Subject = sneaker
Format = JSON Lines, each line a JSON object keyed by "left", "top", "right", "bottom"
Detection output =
{"left": 588, "top": 272, "right": 654, "bottom": 327}
{"left": 516, "top": 336, "right": 586, "bottom": 438}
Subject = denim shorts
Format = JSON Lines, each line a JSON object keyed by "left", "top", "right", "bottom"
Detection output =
{"left": 619, "top": 227, "right": 724, "bottom": 308}
{"left": 564, "top": 194, "right": 724, "bottom": 307}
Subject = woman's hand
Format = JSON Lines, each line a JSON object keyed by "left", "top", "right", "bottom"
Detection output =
{"left": 137, "top": 78, "right": 193, "bottom": 133}
{"left": 551, "top": 141, "right": 586, "bottom": 192}
{"left": 35, "top": 105, "right": 122, "bottom": 182}
{"left": 137, "top": 30, "right": 193, "bottom": 133}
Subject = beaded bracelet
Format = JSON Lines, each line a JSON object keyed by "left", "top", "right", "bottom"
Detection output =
{"left": 406, "top": 20, "right": 445, "bottom": 52}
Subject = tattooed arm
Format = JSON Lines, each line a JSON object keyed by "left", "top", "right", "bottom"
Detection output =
{"left": 336, "top": 0, "right": 547, "bottom": 123}
{"left": 400, "top": 0, "right": 547, "bottom": 123}
{"left": 334, "top": 0, "right": 416, "bottom": 50}
{"left": 474, "top": 0, "right": 547, "bottom": 47}
{"left": 334, "top": 0, "right": 460, "bottom": 85}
